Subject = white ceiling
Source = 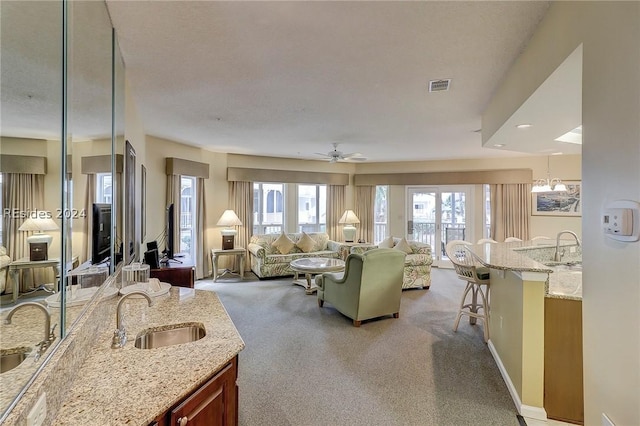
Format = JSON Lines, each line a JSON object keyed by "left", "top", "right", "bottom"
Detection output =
{"left": 2, "top": 2, "right": 573, "bottom": 162}
{"left": 103, "top": 1, "right": 563, "bottom": 163}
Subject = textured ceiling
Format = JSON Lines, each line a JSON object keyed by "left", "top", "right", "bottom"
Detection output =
{"left": 6, "top": 1, "right": 555, "bottom": 162}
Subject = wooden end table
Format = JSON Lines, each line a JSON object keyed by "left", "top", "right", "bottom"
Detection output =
{"left": 211, "top": 248, "right": 245, "bottom": 282}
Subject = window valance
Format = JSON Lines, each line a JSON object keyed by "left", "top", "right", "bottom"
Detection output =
{"left": 81, "top": 154, "right": 124, "bottom": 174}
{"left": 354, "top": 169, "right": 532, "bottom": 186}
{"left": 227, "top": 167, "right": 349, "bottom": 185}
{"left": 166, "top": 157, "right": 209, "bottom": 179}
{"left": 0, "top": 154, "right": 47, "bottom": 174}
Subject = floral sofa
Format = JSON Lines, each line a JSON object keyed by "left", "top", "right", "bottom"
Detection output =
{"left": 248, "top": 232, "right": 345, "bottom": 279}
{"left": 350, "top": 237, "right": 433, "bottom": 290}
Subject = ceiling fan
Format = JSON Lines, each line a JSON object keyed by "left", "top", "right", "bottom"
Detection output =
{"left": 314, "top": 143, "right": 367, "bottom": 163}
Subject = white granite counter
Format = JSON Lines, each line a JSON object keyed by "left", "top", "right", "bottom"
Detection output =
{"left": 51, "top": 287, "right": 245, "bottom": 425}
{"left": 468, "top": 240, "right": 582, "bottom": 301}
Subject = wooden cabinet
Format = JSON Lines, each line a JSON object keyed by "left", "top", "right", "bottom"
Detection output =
{"left": 151, "top": 356, "right": 238, "bottom": 426}
{"left": 544, "top": 298, "right": 583, "bottom": 425}
{"left": 150, "top": 255, "right": 195, "bottom": 288}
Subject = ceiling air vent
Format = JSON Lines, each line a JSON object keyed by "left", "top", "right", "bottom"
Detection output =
{"left": 428, "top": 79, "right": 451, "bottom": 92}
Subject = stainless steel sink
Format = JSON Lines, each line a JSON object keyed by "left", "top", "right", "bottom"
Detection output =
{"left": 1, "top": 348, "right": 31, "bottom": 374}
{"left": 134, "top": 323, "right": 206, "bottom": 349}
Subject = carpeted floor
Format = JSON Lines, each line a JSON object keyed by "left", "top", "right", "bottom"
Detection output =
{"left": 195, "top": 267, "right": 520, "bottom": 426}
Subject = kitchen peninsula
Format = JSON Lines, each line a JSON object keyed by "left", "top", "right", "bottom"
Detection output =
{"left": 467, "top": 240, "right": 583, "bottom": 424}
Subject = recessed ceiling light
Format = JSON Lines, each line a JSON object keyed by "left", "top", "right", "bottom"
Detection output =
{"left": 516, "top": 123, "right": 532, "bottom": 129}
{"left": 493, "top": 144, "right": 505, "bottom": 148}
{"left": 554, "top": 125, "right": 582, "bottom": 144}
{"left": 551, "top": 152, "right": 563, "bottom": 155}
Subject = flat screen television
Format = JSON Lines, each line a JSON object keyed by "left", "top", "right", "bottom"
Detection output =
{"left": 165, "top": 203, "right": 175, "bottom": 259}
{"left": 92, "top": 203, "right": 112, "bottom": 265}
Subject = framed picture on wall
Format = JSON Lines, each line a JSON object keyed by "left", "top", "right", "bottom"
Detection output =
{"left": 532, "top": 181, "right": 581, "bottom": 216}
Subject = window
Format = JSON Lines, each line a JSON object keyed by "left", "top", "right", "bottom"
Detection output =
{"left": 297, "top": 184, "right": 326, "bottom": 233}
{"left": 180, "top": 176, "right": 196, "bottom": 258}
{"left": 96, "top": 173, "right": 112, "bottom": 204}
{"left": 374, "top": 185, "right": 388, "bottom": 244}
{"left": 484, "top": 184, "right": 492, "bottom": 238}
{"left": 253, "top": 183, "right": 284, "bottom": 234}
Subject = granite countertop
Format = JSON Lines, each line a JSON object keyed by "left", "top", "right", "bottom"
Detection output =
{"left": 468, "top": 240, "right": 582, "bottom": 301}
{"left": 51, "top": 287, "right": 245, "bottom": 425}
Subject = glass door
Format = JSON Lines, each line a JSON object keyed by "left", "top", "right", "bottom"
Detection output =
{"left": 407, "top": 186, "right": 471, "bottom": 268}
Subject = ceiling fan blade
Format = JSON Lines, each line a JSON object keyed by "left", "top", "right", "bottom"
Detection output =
{"left": 348, "top": 156, "right": 367, "bottom": 162}
{"left": 341, "top": 152, "right": 363, "bottom": 159}
{"left": 313, "top": 152, "right": 331, "bottom": 157}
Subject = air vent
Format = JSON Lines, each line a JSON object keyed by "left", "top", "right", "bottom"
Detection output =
{"left": 428, "top": 79, "right": 451, "bottom": 92}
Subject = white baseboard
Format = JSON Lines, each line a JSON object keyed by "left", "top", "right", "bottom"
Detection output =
{"left": 488, "top": 340, "right": 547, "bottom": 422}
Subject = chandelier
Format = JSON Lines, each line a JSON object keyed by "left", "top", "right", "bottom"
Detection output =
{"left": 531, "top": 156, "right": 567, "bottom": 193}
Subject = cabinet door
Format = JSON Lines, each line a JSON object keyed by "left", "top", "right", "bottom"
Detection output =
{"left": 169, "top": 359, "right": 238, "bottom": 426}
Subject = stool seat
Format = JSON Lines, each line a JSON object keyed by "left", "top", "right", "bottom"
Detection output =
{"left": 445, "top": 240, "right": 491, "bottom": 342}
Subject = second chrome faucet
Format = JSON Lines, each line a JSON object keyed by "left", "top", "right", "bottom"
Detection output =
{"left": 111, "top": 291, "right": 153, "bottom": 349}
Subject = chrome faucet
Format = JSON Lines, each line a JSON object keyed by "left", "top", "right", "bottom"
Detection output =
{"left": 112, "top": 291, "right": 153, "bottom": 349}
{"left": 554, "top": 230, "right": 581, "bottom": 262}
{"left": 5, "top": 302, "right": 55, "bottom": 360}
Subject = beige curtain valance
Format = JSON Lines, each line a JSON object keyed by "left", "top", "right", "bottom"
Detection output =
{"left": 166, "top": 157, "right": 209, "bottom": 179}
{"left": 81, "top": 154, "right": 124, "bottom": 174}
{"left": 227, "top": 167, "right": 349, "bottom": 185}
{"left": 0, "top": 154, "right": 47, "bottom": 174}
{"left": 354, "top": 169, "right": 532, "bottom": 186}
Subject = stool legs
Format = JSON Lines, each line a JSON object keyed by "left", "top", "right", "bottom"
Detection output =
{"left": 454, "top": 280, "right": 490, "bottom": 342}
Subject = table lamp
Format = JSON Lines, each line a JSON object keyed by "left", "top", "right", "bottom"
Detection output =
{"left": 339, "top": 210, "right": 360, "bottom": 243}
{"left": 18, "top": 217, "right": 59, "bottom": 261}
{"left": 217, "top": 210, "right": 242, "bottom": 250}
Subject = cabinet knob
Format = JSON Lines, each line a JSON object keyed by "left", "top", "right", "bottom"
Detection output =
{"left": 177, "top": 417, "right": 188, "bottom": 426}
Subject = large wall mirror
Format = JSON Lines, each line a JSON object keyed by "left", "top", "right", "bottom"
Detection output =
{"left": 0, "top": 0, "right": 123, "bottom": 419}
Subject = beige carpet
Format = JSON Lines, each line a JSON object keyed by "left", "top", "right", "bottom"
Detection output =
{"left": 195, "top": 268, "right": 520, "bottom": 426}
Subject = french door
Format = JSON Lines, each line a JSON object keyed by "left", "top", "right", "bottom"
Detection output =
{"left": 407, "top": 186, "right": 472, "bottom": 268}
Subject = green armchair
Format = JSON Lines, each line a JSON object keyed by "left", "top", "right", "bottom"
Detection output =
{"left": 315, "top": 248, "right": 406, "bottom": 327}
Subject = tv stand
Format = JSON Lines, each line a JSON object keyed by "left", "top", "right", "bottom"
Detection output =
{"left": 150, "top": 253, "right": 194, "bottom": 288}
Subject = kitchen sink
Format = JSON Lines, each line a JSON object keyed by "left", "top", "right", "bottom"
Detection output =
{"left": 1, "top": 347, "right": 31, "bottom": 374}
{"left": 134, "top": 323, "right": 206, "bottom": 349}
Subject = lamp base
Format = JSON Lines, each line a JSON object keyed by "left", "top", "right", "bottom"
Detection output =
{"left": 29, "top": 242, "right": 48, "bottom": 261}
{"left": 342, "top": 225, "right": 357, "bottom": 243}
{"left": 221, "top": 229, "right": 237, "bottom": 250}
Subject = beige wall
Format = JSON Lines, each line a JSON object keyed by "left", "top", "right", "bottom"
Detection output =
{"left": 484, "top": 2, "right": 640, "bottom": 424}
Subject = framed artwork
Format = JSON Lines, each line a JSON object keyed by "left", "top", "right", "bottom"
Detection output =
{"left": 141, "top": 164, "right": 146, "bottom": 242}
{"left": 125, "top": 140, "right": 136, "bottom": 261}
{"left": 532, "top": 181, "right": 581, "bottom": 216}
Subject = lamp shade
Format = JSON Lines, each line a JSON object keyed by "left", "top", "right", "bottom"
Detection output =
{"left": 18, "top": 217, "right": 59, "bottom": 232}
{"left": 216, "top": 210, "right": 242, "bottom": 227}
{"left": 338, "top": 210, "right": 360, "bottom": 225}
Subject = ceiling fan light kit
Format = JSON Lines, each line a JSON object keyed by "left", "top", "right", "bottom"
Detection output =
{"left": 315, "top": 143, "right": 367, "bottom": 163}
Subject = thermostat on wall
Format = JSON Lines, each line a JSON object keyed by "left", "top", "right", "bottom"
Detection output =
{"left": 603, "top": 200, "right": 640, "bottom": 242}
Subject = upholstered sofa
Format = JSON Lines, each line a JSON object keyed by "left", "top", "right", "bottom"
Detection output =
{"left": 248, "top": 232, "right": 345, "bottom": 279}
{"left": 0, "top": 246, "right": 10, "bottom": 294}
{"left": 350, "top": 237, "right": 433, "bottom": 290}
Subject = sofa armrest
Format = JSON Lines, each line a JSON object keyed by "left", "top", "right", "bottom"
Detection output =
{"left": 248, "top": 243, "right": 266, "bottom": 259}
{"left": 349, "top": 245, "right": 378, "bottom": 256}
{"left": 410, "top": 242, "right": 432, "bottom": 256}
{"left": 327, "top": 240, "right": 345, "bottom": 252}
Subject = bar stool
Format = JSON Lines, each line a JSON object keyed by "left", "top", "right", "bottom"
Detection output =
{"left": 445, "top": 240, "right": 491, "bottom": 342}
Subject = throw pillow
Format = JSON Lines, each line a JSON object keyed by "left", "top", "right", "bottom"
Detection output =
{"left": 296, "top": 232, "right": 315, "bottom": 253}
{"left": 272, "top": 233, "right": 295, "bottom": 255}
{"left": 378, "top": 235, "right": 395, "bottom": 248}
{"left": 394, "top": 237, "right": 413, "bottom": 254}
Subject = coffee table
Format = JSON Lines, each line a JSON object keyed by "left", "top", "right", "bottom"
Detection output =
{"left": 290, "top": 257, "right": 346, "bottom": 295}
